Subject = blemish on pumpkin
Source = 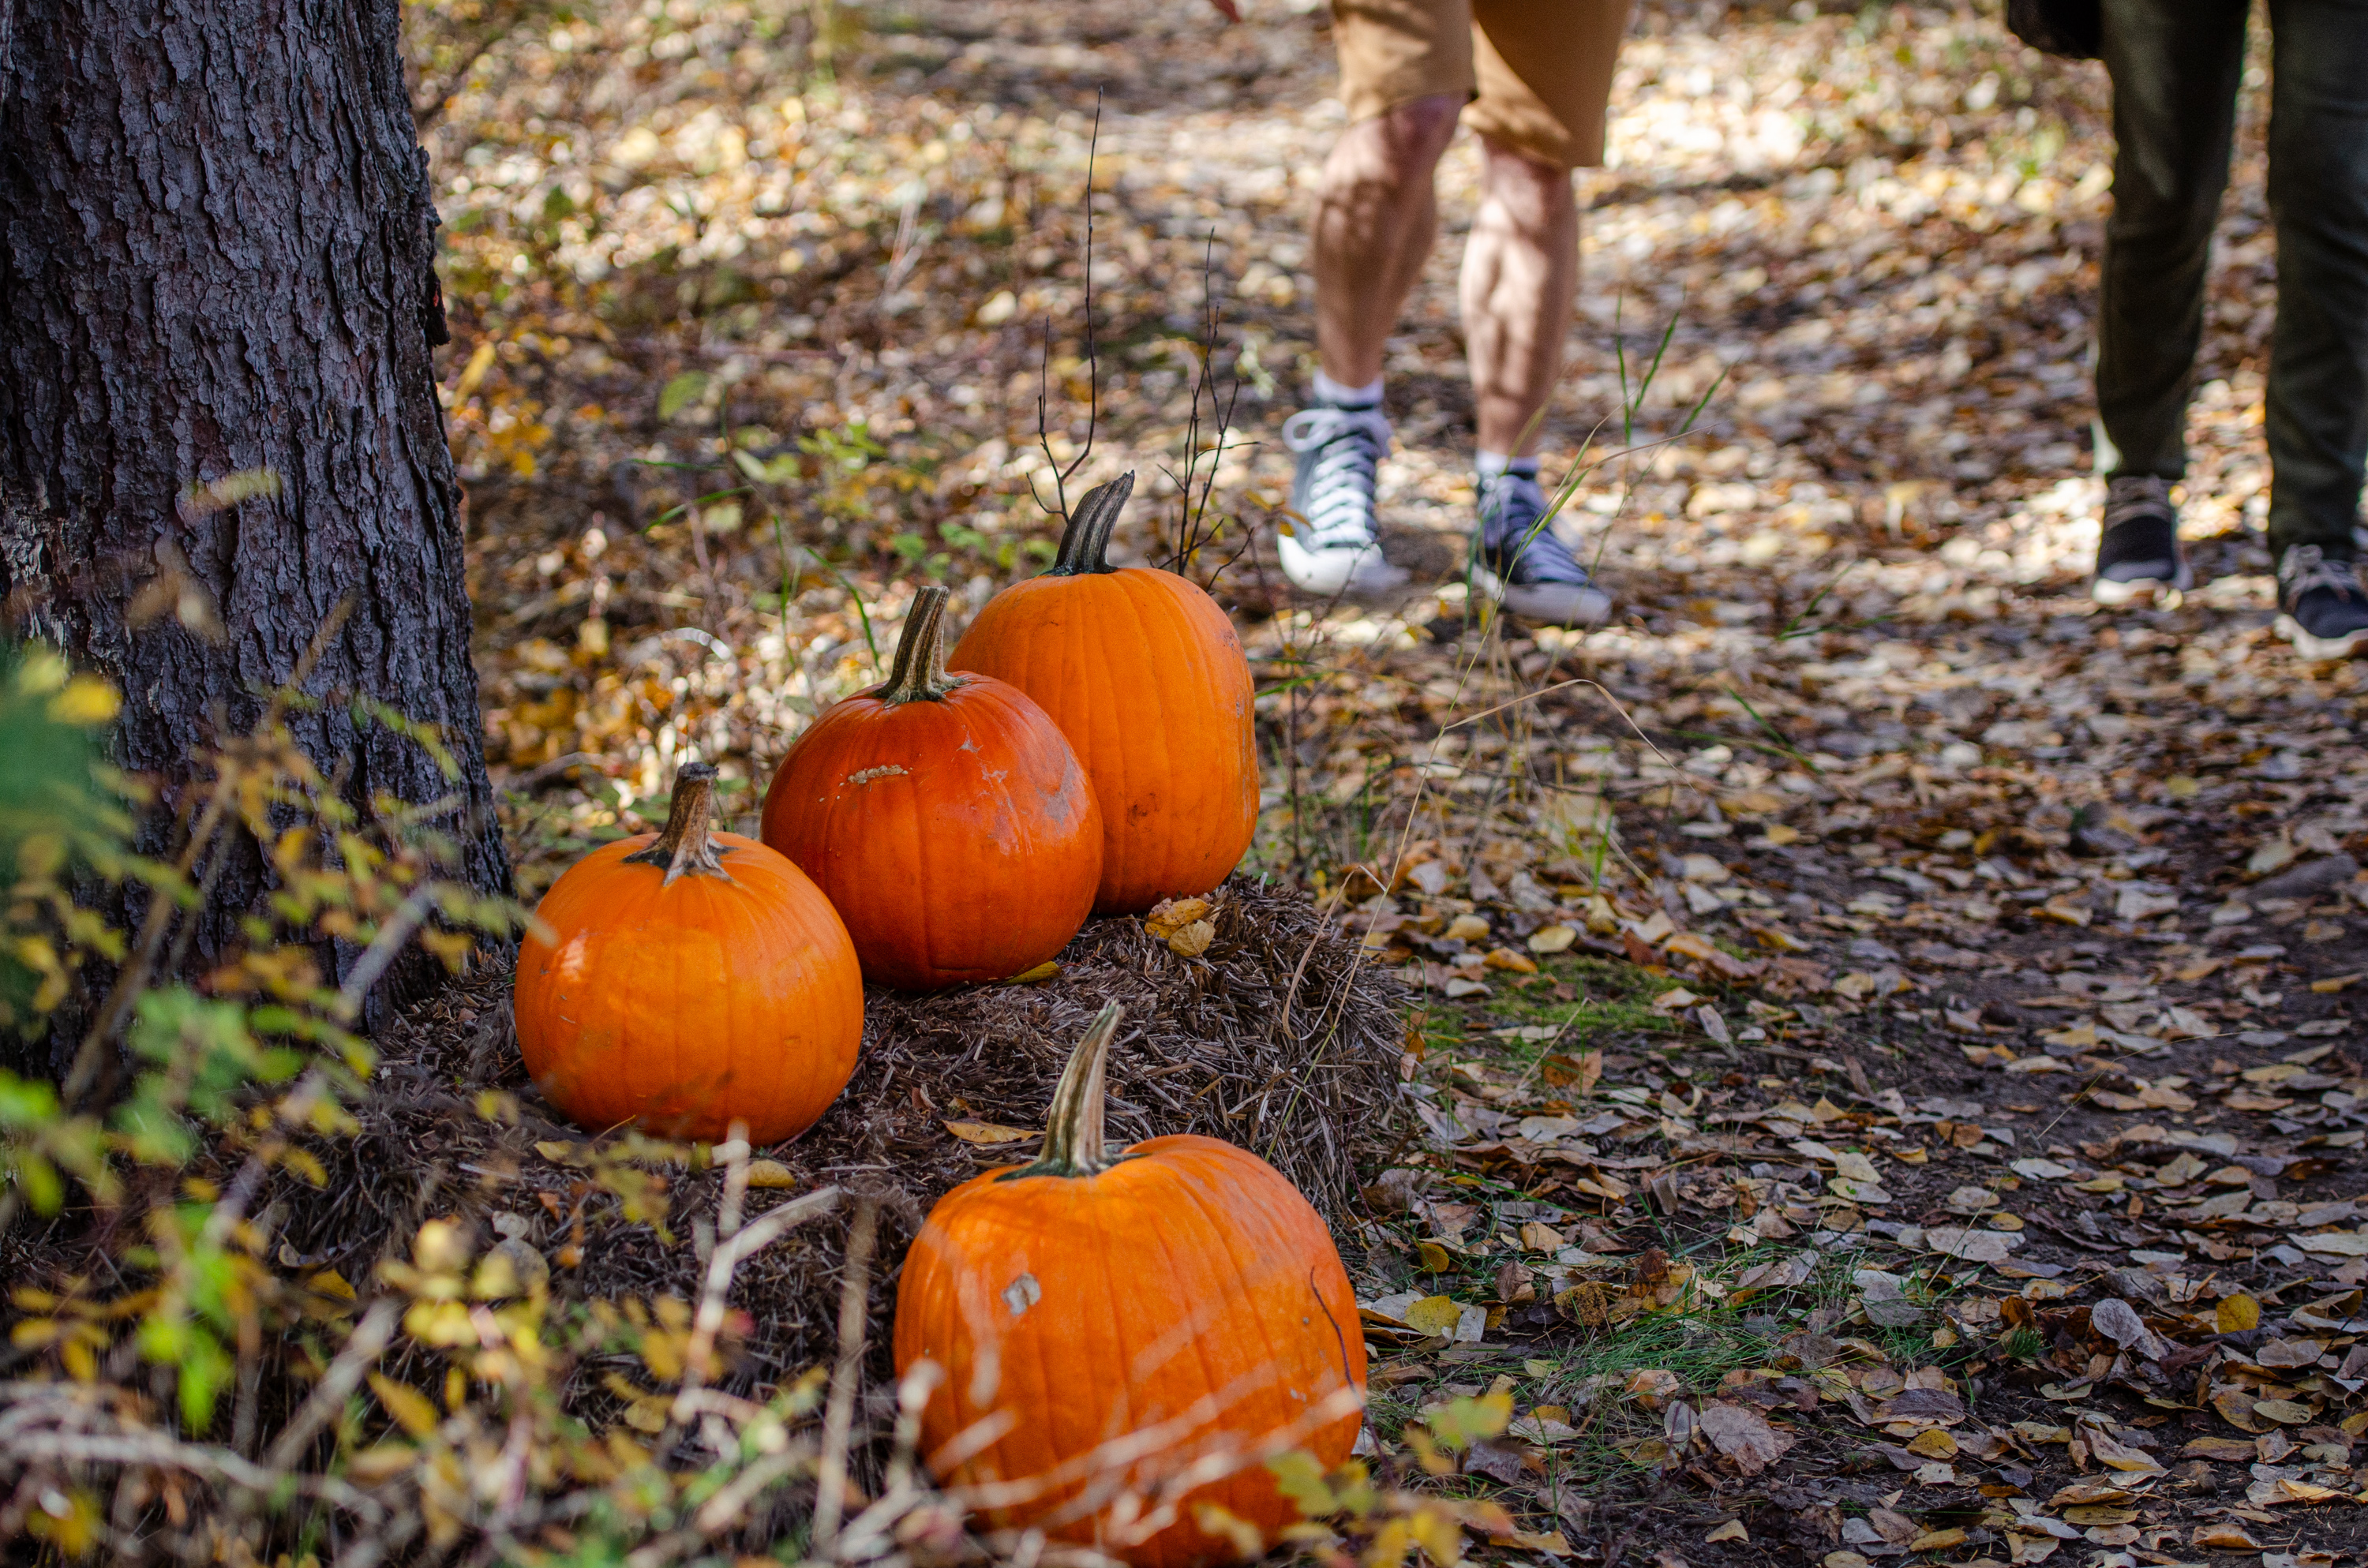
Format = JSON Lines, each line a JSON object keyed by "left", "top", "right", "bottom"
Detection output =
{"left": 1002, "top": 1273, "right": 1041, "bottom": 1316}
{"left": 843, "top": 765, "right": 909, "bottom": 787}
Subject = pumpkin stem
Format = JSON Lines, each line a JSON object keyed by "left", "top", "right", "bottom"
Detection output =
{"left": 1044, "top": 471, "right": 1134, "bottom": 577}
{"left": 1033, "top": 1002, "right": 1123, "bottom": 1176}
{"left": 621, "top": 762, "right": 733, "bottom": 886}
{"left": 878, "top": 584, "right": 958, "bottom": 704}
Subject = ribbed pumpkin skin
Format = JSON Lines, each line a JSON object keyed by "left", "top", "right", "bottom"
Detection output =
{"left": 515, "top": 831, "right": 863, "bottom": 1144}
{"left": 759, "top": 674, "right": 1103, "bottom": 989}
{"left": 892, "top": 1135, "right": 1366, "bottom": 1567}
{"left": 950, "top": 569, "right": 1257, "bottom": 915}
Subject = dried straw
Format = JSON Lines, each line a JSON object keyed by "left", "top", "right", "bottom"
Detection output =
{"left": 263, "top": 874, "right": 1406, "bottom": 1409}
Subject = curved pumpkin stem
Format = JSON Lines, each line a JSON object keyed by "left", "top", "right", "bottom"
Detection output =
{"left": 622, "top": 762, "right": 733, "bottom": 886}
{"left": 1044, "top": 471, "right": 1134, "bottom": 577}
{"left": 879, "top": 584, "right": 958, "bottom": 704}
{"left": 1029, "top": 1002, "right": 1124, "bottom": 1177}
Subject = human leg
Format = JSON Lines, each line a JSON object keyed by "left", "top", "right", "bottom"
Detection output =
{"left": 2093, "top": 0, "right": 2246, "bottom": 483}
{"left": 1460, "top": 135, "right": 1576, "bottom": 457}
{"left": 2258, "top": 0, "right": 2368, "bottom": 656}
{"left": 1280, "top": 3, "right": 1471, "bottom": 600}
{"left": 1311, "top": 94, "right": 1463, "bottom": 389}
{"left": 1455, "top": 0, "right": 1628, "bottom": 626}
{"left": 2086, "top": 0, "right": 2246, "bottom": 604}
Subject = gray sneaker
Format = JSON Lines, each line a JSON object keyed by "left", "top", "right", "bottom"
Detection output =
{"left": 1277, "top": 404, "right": 1410, "bottom": 599}
{"left": 2276, "top": 544, "right": 2368, "bottom": 660}
{"left": 1470, "top": 471, "right": 1611, "bottom": 627}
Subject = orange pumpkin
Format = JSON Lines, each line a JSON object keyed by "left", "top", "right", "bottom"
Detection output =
{"left": 760, "top": 584, "right": 1103, "bottom": 990}
{"left": 892, "top": 1004, "right": 1366, "bottom": 1567}
{"left": 950, "top": 473, "right": 1258, "bottom": 915}
{"left": 515, "top": 762, "right": 862, "bottom": 1144}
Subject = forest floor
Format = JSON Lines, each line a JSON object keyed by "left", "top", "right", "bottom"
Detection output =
{"left": 410, "top": 0, "right": 2368, "bottom": 1562}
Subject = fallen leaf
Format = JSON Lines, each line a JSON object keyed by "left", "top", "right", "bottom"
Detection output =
{"left": 943, "top": 1119, "right": 1038, "bottom": 1144}
{"left": 744, "top": 1158, "right": 797, "bottom": 1188}
{"left": 2194, "top": 1525, "right": 2261, "bottom": 1551}
{"left": 2217, "top": 1293, "right": 2261, "bottom": 1331}
{"left": 1699, "top": 1399, "right": 1793, "bottom": 1475}
{"left": 2182, "top": 1435, "right": 2256, "bottom": 1461}
{"left": 1703, "top": 1521, "right": 1747, "bottom": 1544}
{"left": 1403, "top": 1296, "right": 1464, "bottom": 1336}
{"left": 1527, "top": 924, "right": 1578, "bottom": 954}
{"left": 1144, "top": 896, "right": 1212, "bottom": 940}
{"left": 1167, "top": 919, "right": 1216, "bottom": 957}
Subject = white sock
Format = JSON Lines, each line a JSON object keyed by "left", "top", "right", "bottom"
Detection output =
{"left": 1313, "top": 369, "right": 1383, "bottom": 409}
{"left": 1476, "top": 450, "right": 1542, "bottom": 484}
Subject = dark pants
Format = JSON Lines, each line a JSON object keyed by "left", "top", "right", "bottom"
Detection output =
{"left": 2095, "top": 0, "right": 2368, "bottom": 557}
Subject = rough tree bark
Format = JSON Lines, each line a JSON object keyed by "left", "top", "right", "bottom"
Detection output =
{"left": 0, "top": 0, "right": 511, "bottom": 1065}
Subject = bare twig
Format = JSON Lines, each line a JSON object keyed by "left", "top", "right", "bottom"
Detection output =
{"left": 811, "top": 1199, "right": 879, "bottom": 1551}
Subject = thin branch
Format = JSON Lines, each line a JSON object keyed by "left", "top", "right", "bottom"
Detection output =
{"left": 810, "top": 1199, "right": 878, "bottom": 1551}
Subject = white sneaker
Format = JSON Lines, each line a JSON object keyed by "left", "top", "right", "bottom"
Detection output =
{"left": 1278, "top": 404, "right": 1409, "bottom": 599}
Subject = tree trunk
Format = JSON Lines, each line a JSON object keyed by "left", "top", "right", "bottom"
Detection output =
{"left": 0, "top": 0, "right": 511, "bottom": 1065}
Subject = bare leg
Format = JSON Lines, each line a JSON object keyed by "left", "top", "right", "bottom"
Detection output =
{"left": 1312, "top": 94, "right": 1463, "bottom": 388}
{"left": 1460, "top": 133, "right": 1577, "bottom": 456}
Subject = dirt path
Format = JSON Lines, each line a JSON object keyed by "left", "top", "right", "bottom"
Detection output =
{"left": 416, "top": 0, "right": 2367, "bottom": 1557}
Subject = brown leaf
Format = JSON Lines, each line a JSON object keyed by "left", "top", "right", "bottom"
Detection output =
{"left": 1699, "top": 1400, "right": 1793, "bottom": 1475}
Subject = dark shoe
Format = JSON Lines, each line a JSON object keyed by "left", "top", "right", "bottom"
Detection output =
{"left": 2276, "top": 544, "right": 2368, "bottom": 659}
{"left": 2091, "top": 475, "right": 2190, "bottom": 605}
{"left": 1469, "top": 471, "right": 1610, "bottom": 627}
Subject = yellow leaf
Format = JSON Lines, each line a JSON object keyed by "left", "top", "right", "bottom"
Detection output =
{"left": 1403, "top": 1295, "right": 1463, "bottom": 1335}
{"left": 45, "top": 675, "right": 120, "bottom": 727}
{"left": 1527, "top": 924, "right": 1578, "bottom": 955}
{"left": 1705, "top": 1521, "right": 1748, "bottom": 1544}
{"left": 1409, "top": 1504, "right": 1466, "bottom": 1566}
{"left": 943, "top": 1119, "right": 1038, "bottom": 1145}
{"left": 1760, "top": 823, "right": 1802, "bottom": 846}
{"left": 744, "top": 1158, "right": 797, "bottom": 1188}
{"left": 1192, "top": 1502, "right": 1265, "bottom": 1558}
{"left": 1482, "top": 946, "right": 1538, "bottom": 974}
{"left": 1414, "top": 1241, "right": 1454, "bottom": 1274}
{"left": 1167, "top": 919, "right": 1216, "bottom": 958}
{"left": 1005, "top": 960, "right": 1058, "bottom": 984}
{"left": 25, "top": 1486, "right": 102, "bottom": 1557}
{"left": 2216, "top": 1293, "right": 2260, "bottom": 1332}
{"left": 2311, "top": 974, "right": 2362, "bottom": 994}
{"left": 1144, "top": 896, "right": 1212, "bottom": 940}
{"left": 1518, "top": 1221, "right": 1566, "bottom": 1252}
{"left": 369, "top": 1373, "right": 442, "bottom": 1438}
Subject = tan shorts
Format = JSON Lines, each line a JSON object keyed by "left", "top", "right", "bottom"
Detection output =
{"left": 1331, "top": 0, "right": 1632, "bottom": 169}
